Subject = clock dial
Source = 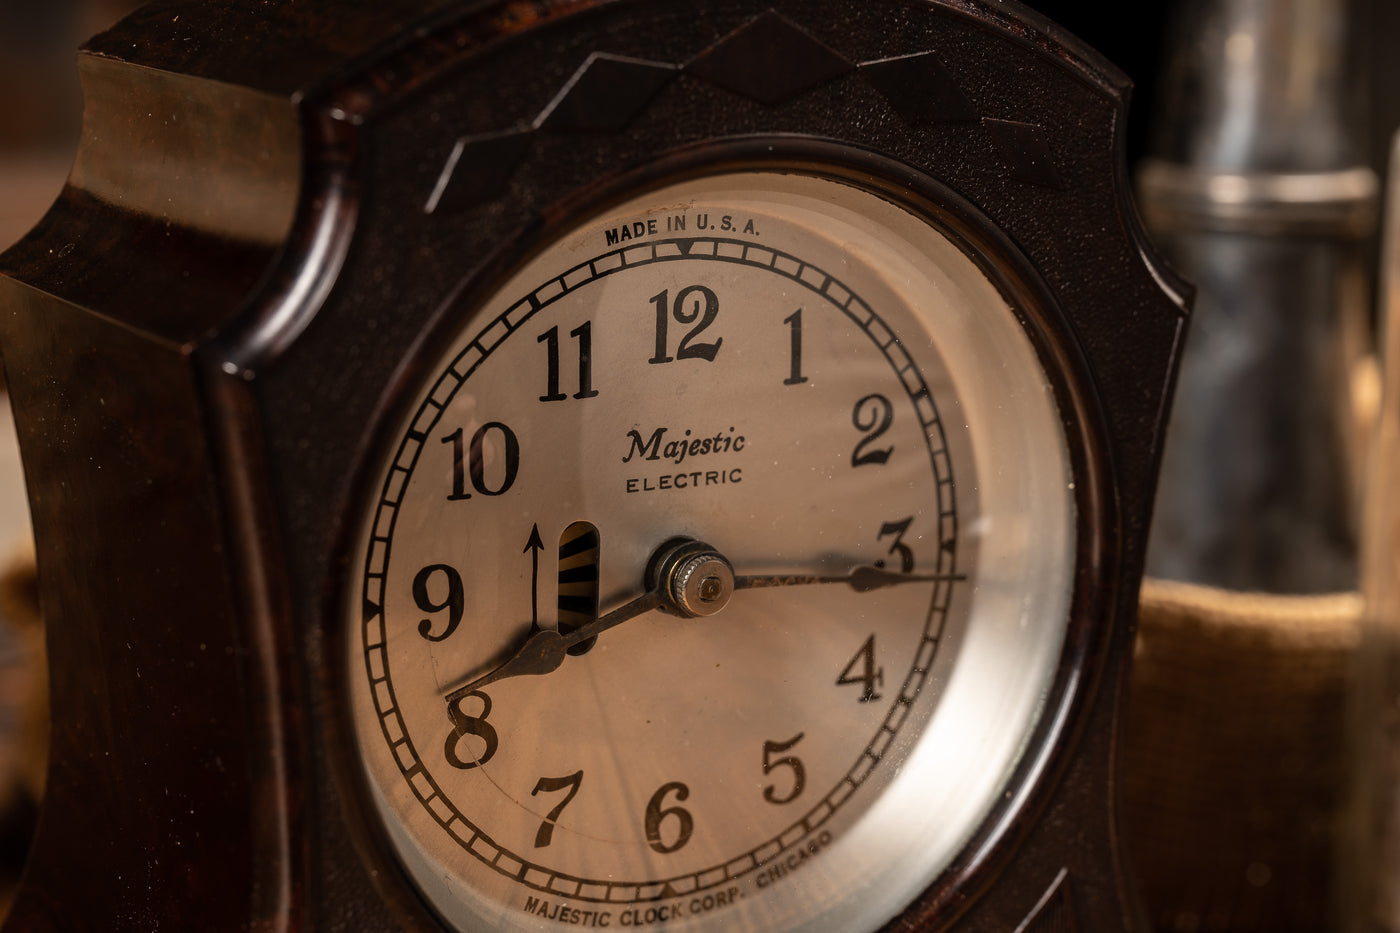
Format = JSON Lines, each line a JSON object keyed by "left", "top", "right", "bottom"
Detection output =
{"left": 347, "top": 171, "right": 1076, "bottom": 932}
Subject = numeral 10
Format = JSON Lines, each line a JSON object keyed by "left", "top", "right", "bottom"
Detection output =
{"left": 442, "top": 422, "right": 520, "bottom": 500}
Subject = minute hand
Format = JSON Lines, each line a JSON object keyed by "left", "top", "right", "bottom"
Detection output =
{"left": 734, "top": 566, "right": 966, "bottom": 593}
{"left": 444, "top": 559, "right": 963, "bottom": 706}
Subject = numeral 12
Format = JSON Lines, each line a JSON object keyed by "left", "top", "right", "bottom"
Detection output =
{"left": 649, "top": 286, "right": 722, "bottom": 363}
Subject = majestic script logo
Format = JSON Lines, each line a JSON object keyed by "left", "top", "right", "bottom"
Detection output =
{"left": 621, "top": 426, "right": 746, "bottom": 467}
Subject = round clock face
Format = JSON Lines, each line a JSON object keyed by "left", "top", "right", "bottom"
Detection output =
{"left": 346, "top": 170, "right": 1076, "bottom": 932}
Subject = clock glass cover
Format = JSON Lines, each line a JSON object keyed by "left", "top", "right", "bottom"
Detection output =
{"left": 346, "top": 170, "right": 1076, "bottom": 932}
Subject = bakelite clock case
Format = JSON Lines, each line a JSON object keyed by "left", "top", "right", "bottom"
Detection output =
{"left": 0, "top": 0, "right": 1187, "bottom": 931}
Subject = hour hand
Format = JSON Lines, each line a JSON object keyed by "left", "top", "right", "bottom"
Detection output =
{"left": 443, "top": 586, "right": 664, "bottom": 706}
{"left": 441, "top": 538, "right": 725, "bottom": 705}
{"left": 445, "top": 629, "right": 569, "bottom": 702}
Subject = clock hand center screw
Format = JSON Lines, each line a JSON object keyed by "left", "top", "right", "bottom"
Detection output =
{"left": 650, "top": 538, "right": 735, "bottom": 617}
{"left": 698, "top": 575, "right": 725, "bottom": 602}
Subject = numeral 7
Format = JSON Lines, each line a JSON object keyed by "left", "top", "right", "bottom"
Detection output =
{"left": 531, "top": 770, "right": 584, "bottom": 848}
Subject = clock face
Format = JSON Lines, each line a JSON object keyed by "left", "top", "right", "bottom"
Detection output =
{"left": 346, "top": 170, "right": 1077, "bottom": 932}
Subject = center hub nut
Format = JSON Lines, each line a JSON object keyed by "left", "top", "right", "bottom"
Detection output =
{"left": 654, "top": 539, "right": 735, "bottom": 617}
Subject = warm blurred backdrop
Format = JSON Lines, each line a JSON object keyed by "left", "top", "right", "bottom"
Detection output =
{"left": 4, "top": 2, "right": 1400, "bottom": 932}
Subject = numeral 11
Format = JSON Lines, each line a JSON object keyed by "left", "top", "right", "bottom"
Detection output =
{"left": 538, "top": 321, "right": 600, "bottom": 402}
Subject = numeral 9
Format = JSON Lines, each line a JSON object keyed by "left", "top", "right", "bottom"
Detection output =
{"left": 414, "top": 563, "right": 463, "bottom": 642}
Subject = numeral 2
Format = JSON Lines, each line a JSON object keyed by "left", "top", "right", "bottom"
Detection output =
{"left": 851, "top": 394, "right": 893, "bottom": 466}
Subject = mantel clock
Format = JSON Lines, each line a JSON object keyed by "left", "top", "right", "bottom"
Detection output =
{"left": 0, "top": 1, "right": 1188, "bottom": 930}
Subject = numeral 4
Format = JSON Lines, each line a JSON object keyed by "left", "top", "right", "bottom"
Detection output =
{"left": 836, "top": 635, "right": 884, "bottom": 702}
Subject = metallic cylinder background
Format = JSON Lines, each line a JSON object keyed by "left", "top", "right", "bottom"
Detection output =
{"left": 1140, "top": 0, "right": 1376, "bottom": 593}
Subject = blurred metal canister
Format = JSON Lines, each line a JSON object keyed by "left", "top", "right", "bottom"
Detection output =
{"left": 1139, "top": 0, "right": 1376, "bottom": 594}
{"left": 1128, "top": 1, "right": 1377, "bottom": 930}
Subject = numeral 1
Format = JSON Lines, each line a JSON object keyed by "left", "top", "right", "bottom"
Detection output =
{"left": 442, "top": 428, "right": 472, "bottom": 501}
{"left": 649, "top": 289, "right": 672, "bottom": 364}
{"left": 783, "top": 308, "right": 807, "bottom": 385}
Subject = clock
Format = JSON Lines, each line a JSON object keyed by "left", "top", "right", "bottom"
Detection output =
{"left": 0, "top": 1, "right": 1187, "bottom": 931}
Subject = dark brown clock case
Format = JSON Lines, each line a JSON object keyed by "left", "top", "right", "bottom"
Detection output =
{"left": 0, "top": 1, "right": 1188, "bottom": 930}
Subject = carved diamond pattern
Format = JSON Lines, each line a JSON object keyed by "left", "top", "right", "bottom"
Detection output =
{"left": 984, "top": 118, "right": 1066, "bottom": 190}
{"left": 686, "top": 11, "right": 852, "bottom": 106}
{"left": 859, "top": 51, "right": 978, "bottom": 124}
{"left": 536, "top": 53, "right": 679, "bottom": 132}
{"left": 1013, "top": 869, "right": 1078, "bottom": 933}
{"left": 423, "top": 127, "right": 534, "bottom": 215}
{"left": 423, "top": 17, "right": 1075, "bottom": 214}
